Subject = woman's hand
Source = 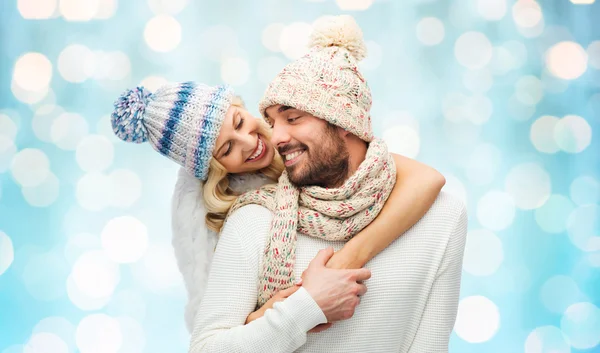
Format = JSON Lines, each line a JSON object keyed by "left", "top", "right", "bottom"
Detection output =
{"left": 245, "top": 284, "right": 302, "bottom": 324}
{"left": 245, "top": 280, "right": 334, "bottom": 333}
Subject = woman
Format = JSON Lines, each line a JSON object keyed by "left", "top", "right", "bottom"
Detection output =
{"left": 111, "top": 82, "right": 445, "bottom": 333}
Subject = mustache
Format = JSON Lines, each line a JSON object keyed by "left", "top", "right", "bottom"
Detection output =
{"left": 277, "top": 143, "right": 308, "bottom": 155}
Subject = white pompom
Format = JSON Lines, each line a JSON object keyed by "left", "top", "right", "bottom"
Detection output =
{"left": 309, "top": 15, "right": 367, "bottom": 61}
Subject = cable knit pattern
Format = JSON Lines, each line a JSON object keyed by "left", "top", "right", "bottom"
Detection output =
{"left": 189, "top": 192, "right": 468, "bottom": 353}
{"left": 228, "top": 139, "right": 396, "bottom": 307}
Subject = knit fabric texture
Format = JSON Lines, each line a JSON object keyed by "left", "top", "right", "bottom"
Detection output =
{"left": 228, "top": 139, "right": 396, "bottom": 307}
{"left": 111, "top": 81, "right": 234, "bottom": 181}
{"left": 259, "top": 15, "right": 374, "bottom": 142}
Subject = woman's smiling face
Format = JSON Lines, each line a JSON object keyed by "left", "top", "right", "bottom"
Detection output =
{"left": 212, "top": 105, "right": 275, "bottom": 174}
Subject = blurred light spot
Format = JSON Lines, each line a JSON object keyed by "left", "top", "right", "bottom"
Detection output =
{"left": 443, "top": 121, "right": 482, "bottom": 147}
{"left": 490, "top": 47, "right": 515, "bottom": 75}
{"left": 106, "top": 290, "right": 147, "bottom": 321}
{"left": 95, "top": 114, "right": 120, "bottom": 144}
{"left": 477, "top": 191, "right": 515, "bottom": 231}
{"left": 10, "top": 148, "right": 50, "bottom": 187}
{"left": 465, "top": 143, "right": 502, "bottom": 185}
{"left": 0, "top": 231, "right": 14, "bottom": 276}
{"left": 18, "top": 0, "right": 57, "bottom": 19}
{"left": 67, "top": 275, "right": 112, "bottom": 310}
{"left": 382, "top": 111, "right": 419, "bottom": 133}
{"left": 198, "top": 25, "right": 239, "bottom": 62}
{"left": 561, "top": 302, "right": 600, "bottom": 349}
{"left": 515, "top": 75, "right": 543, "bottom": 105}
{"left": 335, "top": 0, "right": 374, "bottom": 10}
{"left": 108, "top": 169, "right": 142, "bottom": 208}
{"left": 540, "top": 70, "right": 570, "bottom": 94}
{"left": 94, "top": 0, "right": 117, "bottom": 19}
{"left": 546, "top": 41, "right": 588, "bottom": 80}
{"left": 504, "top": 40, "right": 528, "bottom": 68}
{"left": 443, "top": 92, "right": 470, "bottom": 123}
{"left": 24, "top": 332, "right": 68, "bottom": 353}
{"left": 554, "top": 115, "right": 592, "bottom": 153}
{"left": 144, "top": 15, "right": 181, "bottom": 52}
{"left": 11, "top": 79, "right": 49, "bottom": 104}
{"left": 570, "top": 176, "right": 599, "bottom": 206}
{"left": 530, "top": 115, "right": 560, "bottom": 153}
{"left": 130, "top": 245, "right": 181, "bottom": 292}
{"left": 147, "top": 0, "right": 188, "bottom": 14}
{"left": 517, "top": 17, "right": 545, "bottom": 38}
{"left": 33, "top": 317, "right": 76, "bottom": 352}
{"left": 22, "top": 171, "right": 60, "bottom": 207}
{"left": 442, "top": 174, "right": 468, "bottom": 205}
{"left": 0, "top": 114, "right": 17, "bottom": 140}
{"left": 13, "top": 52, "right": 52, "bottom": 91}
{"left": 221, "top": 57, "right": 250, "bottom": 86}
{"left": 29, "top": 87, "right": 57, "bottom": 110}
{"left": 71, "top": 250, "right": 120, "bottom": 298}
{"left": 280, "top": 22, "right": 312, "bottom": 60}
{"left": 76, "top": 135, "right": 114, "bottom": 172}
{"left": 567, "top": 205, "right": 600, "bottom": 252}
{"left": 463, "top": 229, "right": 504, "bottom": 276}
{"left": 116, "top": 317, "right": 146, "bottom": 353}
{"left": 416, "top": 17, "right": 445, "bottom": 46}
{"left": 58, "top": 44, "right": 95, "bottom": 83}
{"left": 455, "top": 296, "right": 500, "bottom": 343}
{"left": 524, "top": 326, "right": 571, "bottom": 353}
{"left": 571, "top": 0, "right": 595, "bottom": 3}
{"left": 262, "top": 23, "right": 284, "bottom": 52}
{"left": 23, "top": 251, "right": 69, "bottom": 301}
{"left": 76, "top": 173, "right": 111, "bottom": 211}
{"left": 541, "top": 276, "right": 587, "bottom": 314}
{"left": 382, "top": 126, "right": 420, "bottom": 158}
{"left": 455, "top": 32, "right": 493, "bottom": 70}
{"left": 32, "top": 105, "right": 65, "bottom": 142}
{"left": 0, "top": 136, "right": 17, "bottom": 173}
{"left": 505, "top": 163, "right": 551, "bottom": 210}
{"left": 588, "top": 41, "right": 600, "bottom": 69}
{"left": 463, "top": 69, "right": 493, "bottom": 93}
{"left": 360, "top": 41, "right": 383, "bottom": 70}
{"left": 476, "top": 0, "right": 507, "bottom": 21}
{"left": 76, "top": 314, "right": 123, "bottom": 353}
{"left": 140, "top": 76, "right": 168, "bottom": 92}
{"left": 512, "top": 0, "right": 543, "bottom": 28}
{"left": 98, "top": 51, "right": 131, "bottom": 81}
{"left": 64, "top": 233, "right": 101, "bottom": 265}
{"left": 51, "top": 112, "right": 89, "bottom": 150}
{"left": 101, "top": 216, "right": 148, "bottom": 264}
{"left": 535, "top": 194, "right": 575, "bottom": 233}
{"left": 257, "top": 56, "right": 286, "bottom": 85}
{"left": 468, "top": 94, "right": 493, "bottom": 125}
{"left": 59, "top": 0, "right": 98, "bottom": 21}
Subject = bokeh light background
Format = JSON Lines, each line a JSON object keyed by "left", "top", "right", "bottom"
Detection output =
{"left": 1, "top": 0, "right": 599, "bottom": 352}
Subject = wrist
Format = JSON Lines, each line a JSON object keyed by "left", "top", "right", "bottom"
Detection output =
{"left": 341, "top": 241, "right": 371, "bottom": 267}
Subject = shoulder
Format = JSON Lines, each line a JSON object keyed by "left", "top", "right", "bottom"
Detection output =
{"left": 222, "top": 204, "right": 273, "bottom": 239}
{"left": 426, "top": 191, "right": 468, "bottom": 226}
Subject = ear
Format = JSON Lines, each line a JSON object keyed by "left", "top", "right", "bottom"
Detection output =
{"left": 338, "top": 126, "right": 351, "bottom": 138}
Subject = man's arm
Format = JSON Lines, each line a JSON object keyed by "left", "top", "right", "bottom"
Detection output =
{"left": 407, "top": 204, "right": 468, "bottom": 353}
{"left": 188, "top": 205, "right": 327, "bottom": 353}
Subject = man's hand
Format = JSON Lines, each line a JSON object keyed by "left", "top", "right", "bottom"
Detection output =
{"left": 301, "top": 247, "right": 371, "bottom": 322}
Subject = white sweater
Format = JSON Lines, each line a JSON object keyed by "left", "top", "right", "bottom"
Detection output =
{"left": 189, "top": 192, "right": 468, "bottom": 353}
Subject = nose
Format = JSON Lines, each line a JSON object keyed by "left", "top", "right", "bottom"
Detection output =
{"left": 240, "top": 131, "right": 256, "bottom": 152}
{"left": 270, "top": 120, "right": 291, "bottom": 148}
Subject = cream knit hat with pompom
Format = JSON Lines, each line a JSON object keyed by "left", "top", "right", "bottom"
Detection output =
{"left": 259, "top": 15, "right": 373, "bottom": 142}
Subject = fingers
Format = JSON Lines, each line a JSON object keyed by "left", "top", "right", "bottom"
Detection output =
{"left": 308, "top": 247, "right": 335, "bottom": 268}
{"left": 347, "top": 268, "right": 371, "bottom": 282}
{"left": 355, "top": 283, "right": 367, "bottom": 297}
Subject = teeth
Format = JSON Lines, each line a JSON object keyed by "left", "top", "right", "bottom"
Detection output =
{"left": 285, "top": 151, "right": 303, "bottom": 161}
{"left": 248, "top": 138, "right": 264, "bottom": 160}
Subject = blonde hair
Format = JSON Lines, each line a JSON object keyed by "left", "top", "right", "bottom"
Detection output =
{"left": 203, "top": 97, "right": 284, "bottom": 232}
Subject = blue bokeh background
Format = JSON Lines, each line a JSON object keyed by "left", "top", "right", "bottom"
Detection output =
{"left": 1, "top": 0, "right": 599, "bottom": 352}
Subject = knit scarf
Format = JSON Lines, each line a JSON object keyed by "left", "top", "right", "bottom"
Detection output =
{"left": 228, "top": 138, "right": 396, "bottom": 307}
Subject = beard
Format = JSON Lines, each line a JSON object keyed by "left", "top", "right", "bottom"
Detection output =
{"left": 280, "top": 124, "right": 349, "bottom": 188}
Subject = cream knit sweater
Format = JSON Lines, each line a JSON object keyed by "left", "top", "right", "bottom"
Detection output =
{"left": 188, "top": 192, "right": 467, "bottom": 353}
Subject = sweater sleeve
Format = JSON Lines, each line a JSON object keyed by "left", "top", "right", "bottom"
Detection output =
{"left": 406, "top": 204, "right": 468, "bottom": 353}
{"left": 188, "top": 205, "right": 327, "bottom": 353}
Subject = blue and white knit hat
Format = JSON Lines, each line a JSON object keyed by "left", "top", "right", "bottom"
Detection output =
{"left": 111, "top": 81, "right": 234, "bottom": 181}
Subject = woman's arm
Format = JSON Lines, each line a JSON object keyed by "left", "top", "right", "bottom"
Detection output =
{"left": 326, "top": 154, "right": 446, "bottom": 269}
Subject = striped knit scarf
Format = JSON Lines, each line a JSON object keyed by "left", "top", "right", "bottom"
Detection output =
{"left": 228, "top": 138, "right": 396, "bottom": 307}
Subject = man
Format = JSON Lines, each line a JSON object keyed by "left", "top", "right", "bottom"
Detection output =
{"left": 189, "top": 15, "right": 467, "bottom": 353}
